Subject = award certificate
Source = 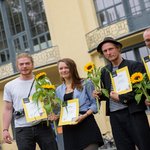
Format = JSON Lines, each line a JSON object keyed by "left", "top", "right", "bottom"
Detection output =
{"left": 58, "top": 99, "right": 79, "bottom": 126}
{"left": 111, "top": 66, "right": 132, "bottom": 94}
{"left": 142, "top": 55, "right": 150, "bottom": 80}
{"left": 22, "top": 97, "right": 47, "bottom": 122}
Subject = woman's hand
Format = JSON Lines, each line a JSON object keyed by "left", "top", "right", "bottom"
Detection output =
{"left": 74, "top": 114, "right": 87, "bottom": 123}
{"left": 48, "top": 113, "right": 59, "bottom": 121}
{"left": 92, "top": 90, "right": 101, "bottom": 99}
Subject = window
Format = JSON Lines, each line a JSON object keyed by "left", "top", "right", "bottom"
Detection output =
{"left": 129, "top": 0, "right": 141, "bottom": 16}
{"left": 121, "top": 45, "right": 150, "bottom": 62}
{"left": 25, "top": 0, "right": 51, "bottom": 52}
{"left": 94, "top": 0, "right": 125, "bottom": 26}
{"left": 121, "top": 50, "right": 136, "bottom": 61}
{"left": 144, "top": 0, "right": 150, "bottom": 11}
{"left": 0, "top": 0, "right": 51, "bottom": 64}
{"left": 0, "top": 10, "right": 9, "bottom": 63}
{"left": 6, "top": 0, "right": 25, "bottom": 35}
{"left": 139, "top": 46, "right": 150, "bottom": 58}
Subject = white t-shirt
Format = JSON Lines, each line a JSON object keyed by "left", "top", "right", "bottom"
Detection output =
{"left": 3, "top": 77, "right": 40, "bottom": 128}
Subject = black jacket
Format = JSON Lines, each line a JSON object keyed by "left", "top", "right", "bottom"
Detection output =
{"left": 101, "top": 59, "right": 147, "bottom": 116}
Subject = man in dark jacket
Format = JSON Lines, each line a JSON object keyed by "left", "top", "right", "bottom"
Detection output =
{"left": 94, "top": 37, "right": 150, "bottom": 150}
{"left": 143, "top": 28, "right": 150, "bottom": 106}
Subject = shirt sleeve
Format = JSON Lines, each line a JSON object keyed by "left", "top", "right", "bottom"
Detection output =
{"left": 85, "top": 80, "right": 98, "bottom": 113}
{"left": 3, "top": 84, "right": 12, "bottom": 102}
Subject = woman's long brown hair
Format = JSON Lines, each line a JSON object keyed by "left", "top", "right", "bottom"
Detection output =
{"left": 57, "top": 58, "right": 83, "bottom": 91}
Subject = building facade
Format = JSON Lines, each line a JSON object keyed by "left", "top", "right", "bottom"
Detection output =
{"left": 0, "top": 0, "right": 150, "bottom": 149}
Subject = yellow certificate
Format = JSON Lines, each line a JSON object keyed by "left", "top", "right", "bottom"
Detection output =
{"left": 111, "top": 66, "right": 132, "bottom": 94}
{"left": 22, "top": 96, "right": 47, "bottom": 122}
{"left": 142, "top": 55, "right": 150, "bottom": 80}
{"left": 58, "top": 99, "right": 79, "bottom": 126}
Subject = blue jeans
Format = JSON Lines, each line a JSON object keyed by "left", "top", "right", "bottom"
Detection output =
{"left": 15, "top": 121, "right": 58, "bottom": 150}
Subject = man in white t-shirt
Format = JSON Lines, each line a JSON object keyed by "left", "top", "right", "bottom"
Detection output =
{"left": 2, "top": 53, "right": 58, "bottom": 150}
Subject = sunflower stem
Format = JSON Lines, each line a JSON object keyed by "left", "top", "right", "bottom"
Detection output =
{"left": 51, "top": 106, "right": 58, "bottom": 136}
{"left": 96, "top": 98, "right": 100, "bottom": 114}
{"left": 141, "top": 84, "right": 150, "bottom": 101}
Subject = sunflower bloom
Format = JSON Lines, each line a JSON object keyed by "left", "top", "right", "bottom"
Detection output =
{"left": 131, "top": 72, "right": 150, "bottom": 104}
{"left": 35, "top": 72, "right": 47, "bottom": 80}
{"left": 33, "top": 72, "right": 61, "bottom": 134}
{"left": 84, "top": 62, "right": 109, "bottom": 113}
{"left": 84, "top": 62, "right": 94, "bottom": 72}
{"left": 131, "top": 72, "right": 143, "bottom": 84}
{"left": 42, "top": 84, "right": 55, "bottom": 90}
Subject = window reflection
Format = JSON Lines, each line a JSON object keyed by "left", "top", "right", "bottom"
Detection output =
{"left": 122, "top": 45, "right": 150, "bottom": 62}
{"left": 95, "top": 0, "right": 125, "bottom": 26}
{"left": 25, "top": 0, "right": 51, "bottom": 51}
{"left": 2, "top": 0, "right": 51, "bottom": 57}
{"left": 106, "top": 7, "right": 117, "bottom": 22}
{"left": 25, "top": 0, "right": 48, "bottom": 37}
{"left": 103, "top": 0, "right": 113, "bottom": 8}
{"left": 0, "top": 9, "right": 9, "bottom": 63}
{"left": 114, "top": 0, "right": 121, "bottom": 4}
{"left": 144, "top": 0, "right": 150, "bottom": 11}
{"left": 129, "top": 0, "right": 141, "bottom": 16}
{"left": 121, "top": 50, "right": 136, "bottom": 61}
{"left": 116, "top": 4, "right": 125, "bottom": 18}
{"left": 139, "top": 46, "right": 150, "bottom": 58}
{"left": 99, "top": 12, "right": 108, "bottom": 25}
{"left": 6, "top": 0, "right": 24, "bottom": 35}
{"left": 95, "top": 0, "right": 104, "bottom": 11}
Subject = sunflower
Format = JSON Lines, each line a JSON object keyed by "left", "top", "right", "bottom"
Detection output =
{"left": 84, "top": 62, "right": 94, "bottom": 72}
{"left": 41, "top": 84, "right": 55, "bottom": 90}
{"left": 131, "top": 72, "right": 143, "bottom": 84}
{"left": 35, "top": 72, "right": 47, "bottom": 80}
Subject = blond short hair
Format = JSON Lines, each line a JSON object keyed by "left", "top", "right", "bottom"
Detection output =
{"left": 16, "top": 53, "right": 34, "bottom": 64}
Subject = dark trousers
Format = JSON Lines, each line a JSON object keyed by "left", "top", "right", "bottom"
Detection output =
{"left": 15, "top": 122, "right": 58, "bottom": 150}
{"left": 110, "top": 108, "right": 150, "bottom": 150}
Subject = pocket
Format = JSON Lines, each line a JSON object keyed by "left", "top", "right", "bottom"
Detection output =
{"left": 15, "top": 127, "right": 23, "bottom": 133}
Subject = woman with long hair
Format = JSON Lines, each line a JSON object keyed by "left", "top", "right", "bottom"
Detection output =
{"left": 56, "top": 58, "right": 103, "bottom": 150}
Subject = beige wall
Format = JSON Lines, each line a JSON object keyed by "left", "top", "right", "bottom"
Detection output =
{"left": 43, "top": 0, "right": 98, "bottom": 77}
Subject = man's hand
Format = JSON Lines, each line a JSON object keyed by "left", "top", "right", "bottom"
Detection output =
{"left": 48, "top": 113, "right": 59, "bottom": 121}
{"left": 110, "top": 91, "right": 119, "bottom": 102}
{"left": 145, "top": 99, "right": 150, "bottom": 106}
{"left": 3, "top": 130, "right": 12, "bottom": 144}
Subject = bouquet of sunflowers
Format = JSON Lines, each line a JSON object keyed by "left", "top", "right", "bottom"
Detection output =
{"left": 84, "top": 62, "right": 109, "bottom": 112}
{"left": 32, "top": 72, "right": 61, "bottom": 131}
{"left": 130, "top": 72, "right": 150, "bottom": 104}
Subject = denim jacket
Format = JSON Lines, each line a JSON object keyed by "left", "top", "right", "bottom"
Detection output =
{"left": 56, "top": 80, "right": 98, "bottom": 113}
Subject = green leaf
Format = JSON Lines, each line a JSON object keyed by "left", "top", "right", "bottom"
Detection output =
{"left": 32, "top": 92, "right": 40, "bottom": 103}
{"left": 135, "top": 93, "right": 143, "bottom": 104}
{"left": 101, "top": 88, "right": 109, "bottom": 98}
{"left": 133, "top": 83, "right": 141, "bottom": 89}
{"left": 92, "top": 77, "right": 100, "bottom": 85}
{"left": 145, "top": 84, "right": 150, "bottom": 89}
{"left": 54, "top": 97, "right": 62, "bottom": 105}
{"left": 44, "top": 103, "right": 52, "bottom": 115}
{"left": 135, "top": 89, "right": 142, "bottom": 94}
{"left": 148, "top": 96, "right": 150, "bottom": 101}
